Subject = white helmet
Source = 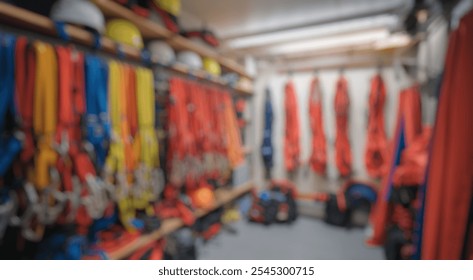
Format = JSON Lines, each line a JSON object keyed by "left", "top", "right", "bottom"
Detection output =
{"left": 50, "top": 0, "right": 105, "bottom": 34}
{"left": 177, "top": 51, "right": 202, "bottom": 70}
{"left": 148, "top": 40, "right": 176, "bottom": 65}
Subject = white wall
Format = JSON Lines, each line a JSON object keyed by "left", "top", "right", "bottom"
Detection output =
{"left": 251, "top": 66, "right": 410, "bottom": 192}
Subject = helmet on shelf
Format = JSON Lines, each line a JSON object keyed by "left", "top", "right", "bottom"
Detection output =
{"left": 148, "top": 40, "right": 176, "bottom": 65}
{"left": 202, "top": 57, "right": 221, "bottom": 76}
{"left": 50, "top": 0, "right": 105, "bottom": 34}
{"left": 106, "top": 19, "right": 144, "bottom": 49}
{"left": 176, "top": 51, "right": 203, "bottom": 70}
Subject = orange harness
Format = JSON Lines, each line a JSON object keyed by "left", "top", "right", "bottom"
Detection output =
{"left": 365, "top": 74, "right": 387, "bottom": 178}
{"left": 308, "top": 77, "right": 327, "bottom": 175}
{"left": 334, "top": 76, "right": 352, "bottom": 177}
{"left": 284, "top": 81, "right": 300, "bottom": 172}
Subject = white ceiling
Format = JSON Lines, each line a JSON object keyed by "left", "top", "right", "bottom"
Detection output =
{"left": 180, "top": 0, "right": 412, "bottom": 39}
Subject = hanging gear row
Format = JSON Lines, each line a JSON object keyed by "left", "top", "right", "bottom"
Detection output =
{"left": 166, "top": 77, "right": 245, "bottom": 209}
{"left": 0, "top": 33, "right": 163, "bottom": 246}
{"left": 275, "top": 74, "right": 388, "bottom": 178}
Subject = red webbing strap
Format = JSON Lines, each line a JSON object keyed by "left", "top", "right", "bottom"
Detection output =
{"left": 365, "top": 74, "right": 387, "bottom": 178}
{"left": 334, "top": 76, "right": 352, "bottom": 177}
{"left": 422, "top": 11, "right": 473, "bottom": 259}
{"left": 308, "top": 77, "right": 327, "bottom": 175}
{"left": 14, "top": 37, "right": 36, "bottom": 164}
{"left": 284, "top": 81, "right": 300, "bottom": 172}
{"left": 399, "top": 86, "right": 422, "bottom": 146}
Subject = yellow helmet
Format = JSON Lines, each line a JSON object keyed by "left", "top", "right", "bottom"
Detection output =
{"left": 106, "top": 19, "right": 144, "bottom": 49}
{"left": 152, "top": 0, "right": 181, "bottom": 16}
{"left": 203, "top": 57, "right": 221, "bottom": 76}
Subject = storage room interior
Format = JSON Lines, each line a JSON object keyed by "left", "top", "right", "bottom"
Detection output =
{"left": 0, "top": 0, "right": 471, "bottom": 260}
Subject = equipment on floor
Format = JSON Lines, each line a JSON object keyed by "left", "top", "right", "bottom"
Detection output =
{"left": 284, "top": 81, "right": 300, "bottom": 172}
{"left": 324, "top": 181, "right": 378, "bottom": 228}
{"left": 365, "top": 74, "right": 387, "bottom": 178}
{"left": 308, "top": 76, "right": 327, "bottom": 176}
{"left": 164, "top": 228, "right": 196, "bottom": 260}
{"left": 128, "top": 239, "right": 164, "bottom": 260}
{"left": 106, "top": 19, "right": 144, "bottom": 49}
{"left": 50, "top": 0, "right": 105, "bottom": 34}
{"left": 248, "top": 180, "right": 298, "bottom": 225}
{"left": 194, "top": 208, "right": 223, "bottom": 241}
{"left": 334, "top": 75, "right": 352, "bottom": 177}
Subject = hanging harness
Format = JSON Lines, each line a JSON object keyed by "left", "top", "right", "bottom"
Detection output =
{"left": 261, "top": 89, "right": 274, "bottom": 177}
{"left": 334, "top": 76, "right": 352, "bottom": 177}
{"left": 308, "top": 77, "right": 327, "bottom": 175}
{"left": 284, "top": 81, "right": 300, "bottom": 172}
{"left": 365, "top": 74, "right": 387, "bottom": 178}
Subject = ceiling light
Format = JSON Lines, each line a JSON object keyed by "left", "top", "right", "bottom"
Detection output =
{"left": 265, "top": 29, "right": 390, "bottom": 55}
{"left": 226, "top": 14, "right": 399, "bottom": 49}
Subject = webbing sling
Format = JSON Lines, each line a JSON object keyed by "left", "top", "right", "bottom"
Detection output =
{"left": 365, "top": 74, "right": 387, "bottom": 178}
{"left": 0, "top": 35, "right": 22, "bottom": 177}
{"left": 334, "top": 76, "right": 352, "bottom": 177}
{"left": 222, "top": 90, "right": 244, "bottom": 169}
{"left": 15, "top": 37, "right": 35, "bottom": 165}
{"left": 33, "top": 42, "right": 58, "bottom": 190}
{"left": 308, "top": 77, "right": 327, "bottom": 175}
{"left": 284, "top": 81, "right": 300, "bottom": 172}
{"left": 133, "top": 67, "right": 159, "bottom": 212}
{"left": 85, "top": 55, "right": 110, "bottom": 170}
{"left": 106, "top": 61, "right": 135, "bottom": 231}
{"left": 55, "top": 46, "right": 106, "bottom": 230}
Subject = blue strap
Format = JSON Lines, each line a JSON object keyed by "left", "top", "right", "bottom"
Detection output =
{"left": 0, "top": 34, "right": 21, "bottom": 177}
{"left": 85, "top": 55, "right": 110, "bottom": 169}
{"left": 261, "top": 89, "right": 274, "bottom": 169}
{"left": 53, "top": 21, "right": 71, "bottom": 42}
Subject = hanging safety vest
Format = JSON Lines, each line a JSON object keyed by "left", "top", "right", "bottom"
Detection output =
{"left": 284, "top": 81, "right": 300, "bottom": 172}
{"left": 334, "top": 76, "right": 352, "bottom": 177}
{"left": 308, "top": 77, "right": 327, "bottom": 175}
{"left": 222, "top": 90, "right": 244, "bottom": 169}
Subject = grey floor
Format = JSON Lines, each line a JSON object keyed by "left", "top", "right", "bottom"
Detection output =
{"left": 196, "top": 217, "right": 384, "bottom": 260}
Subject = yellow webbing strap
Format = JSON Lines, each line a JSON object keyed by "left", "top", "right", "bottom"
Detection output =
{"left": 33, "top": 42, "right": 58, "bottom": 190}
{"left": 106, "top": 61, "right": 136, "bottom": 231}
{"left": 133, "top": 67, "right": 159, "bottom": 214}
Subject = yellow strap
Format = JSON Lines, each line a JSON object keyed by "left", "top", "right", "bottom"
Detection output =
{"left": 136, "top": 67, "right": 159, "bottom": 168}
{"left": 33, "top": 42, "right": 58, "bottom": 190}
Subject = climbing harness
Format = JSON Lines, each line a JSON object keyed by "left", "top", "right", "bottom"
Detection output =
{"left": 261, "top": 89, "right": 274, "bottom": 178}
{"left": 284, "top": 81, "right": 300, "bottom": 172}
{"left": 334, "top": 76, "right": 352, "bottom": 177}
{"left": 365, "top": 74, "right": 387, "bottom": 178}
{"left": 308, "top": 77, "right": 327, "bottom": 175}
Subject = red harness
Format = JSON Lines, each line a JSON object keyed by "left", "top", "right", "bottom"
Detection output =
{"left": 365, "top": 74, "right": 387, "bottom": 178}
{"left": 308, "top": 77, "right": 327, "bottom": 175}
{"left": 334, "top": 76, "right": 352, "bottom": 177}
{"left": 284, "top": 81, "right": 300, "bottom": 172}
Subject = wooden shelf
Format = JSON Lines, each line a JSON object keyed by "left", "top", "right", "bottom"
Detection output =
{"left": 92, "top": 0, "right": 253, "bottom": 80}
{"left": 0, "top": 2, "right": 252, "bottom": 96}
{"left": 107, "top": 181, "right": 254, "bottom": 260}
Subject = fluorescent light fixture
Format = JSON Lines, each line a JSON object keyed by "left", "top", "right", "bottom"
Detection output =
{"left": 226, "top": 14, "right": 399, "bottom": 49}
{"left": 374, "top": 33, "right": 411, "bottom": 50}
{"left": 265, "top": 29, "right": 390, "bottom": 55}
